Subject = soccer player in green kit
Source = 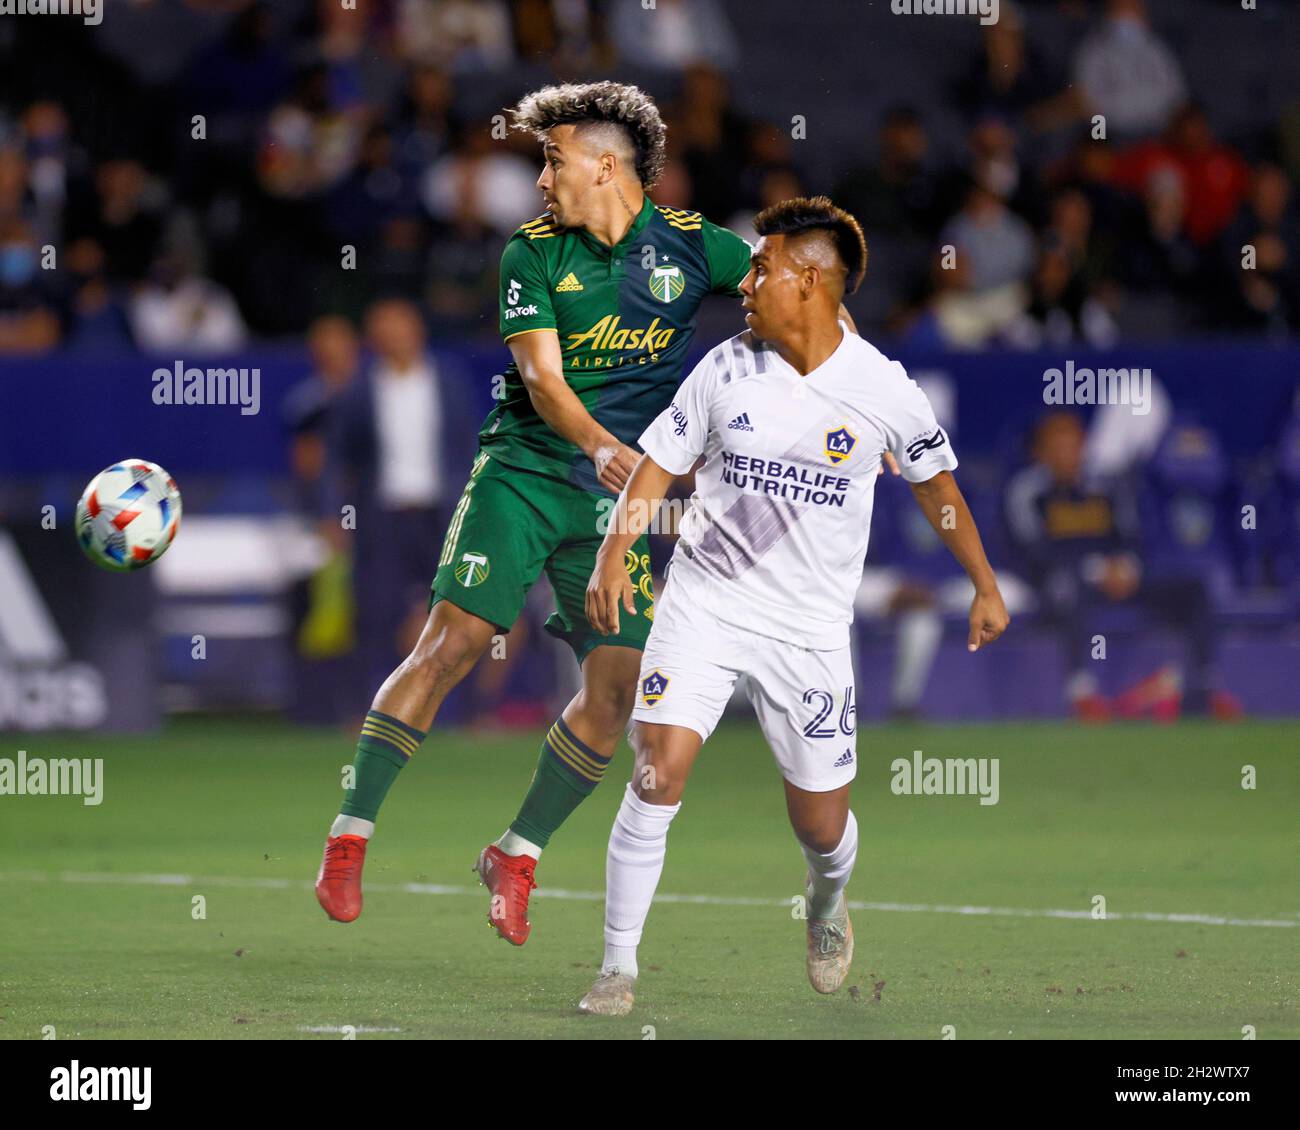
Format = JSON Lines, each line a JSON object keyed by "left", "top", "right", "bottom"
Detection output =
{"left": 315, "top": 81, "right": 853, "bottom": 944}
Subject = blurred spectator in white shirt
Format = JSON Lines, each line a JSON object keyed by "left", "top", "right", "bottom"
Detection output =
{"left": 1073, "top": 0, "right": 1187, "bottom": 142}
{"left": 609, "top": 0, "right": 739, "bottom": 71}
{"left": 130, "top": 248, "right": 248, "bottom": 354}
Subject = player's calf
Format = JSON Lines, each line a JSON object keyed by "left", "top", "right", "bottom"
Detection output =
{"left": 796, "top": 806, "right": 859, "bottom": 994}
{"left": 317, "top": 603, "right": 496, "bottom": 923}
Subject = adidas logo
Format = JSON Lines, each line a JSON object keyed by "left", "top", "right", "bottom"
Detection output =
{"left": 832, "top": 749, "right": 854, "bottom": 767}
{"left": 555, "top": 272, "right": 584, "bottom": 292}
{"left": 727, "top": 412, "right": 754, "bottom": 431}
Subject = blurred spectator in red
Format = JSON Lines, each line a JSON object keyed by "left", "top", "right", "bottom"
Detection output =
{"left": 1110, "top": 105, "right": 1250, "bottom": 248}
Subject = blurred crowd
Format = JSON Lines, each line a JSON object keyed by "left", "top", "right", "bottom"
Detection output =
{"left": 2, "top": 0, "right": 1299, "bottom": 356}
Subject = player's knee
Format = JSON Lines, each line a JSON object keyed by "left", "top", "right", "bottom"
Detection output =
{"left": 407, "top": 624, "right": 482, "bottom": 693}
{"left": 578, "top": 678, "right": 637, "bottom": 737}
{"left": 629, "top": 729, "right": 686, "bottom": 803}
{"left": 630, "top": 764, "right": 682, "bottom": 805}
{"left": 793, "top": 817, "right": 846, "bottom": 855}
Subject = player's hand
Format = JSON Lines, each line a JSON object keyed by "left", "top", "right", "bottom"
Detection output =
{"left": 878, "top": 451, "right": 901, "bottom": 478}
{"left": 592, "top": 442, "right": 639, "bottom": 493}
{"left": 967, "top": 587, "right": 1009, "bottom": 652}
{"left": 586, "top": 550, "right": 637, "bottom": 635}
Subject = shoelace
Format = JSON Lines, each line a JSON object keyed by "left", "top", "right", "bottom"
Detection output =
{"left": 322, "top": 839, "right": 362, "bottom": 881}
{"left": 512, "top": 858, "right": 538, "bottom": 894}
{"left": 811, "top": 920, "right": 846, "bottom": 956}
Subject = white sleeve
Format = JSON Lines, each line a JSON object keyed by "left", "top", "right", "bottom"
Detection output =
{"left": 883, "top": 362, "right": 959, "bottom": 483}
{"left": 637, "top": 353, "right": 715, "bottom": 475}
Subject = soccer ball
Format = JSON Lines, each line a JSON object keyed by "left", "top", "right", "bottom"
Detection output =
{"left": 75, "top": 459, "right": 182, "bottom": 571}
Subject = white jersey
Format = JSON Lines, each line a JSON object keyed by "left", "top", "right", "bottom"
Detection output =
{"left": 638, "top": 324, "right": 957, "bottom": 650}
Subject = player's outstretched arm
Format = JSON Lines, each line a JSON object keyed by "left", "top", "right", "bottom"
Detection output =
{"left": 909, "top": 470, "right": 1010, "bottom": 652}
{"left": 586, "top": 454, "right": 678, "bottom": 635}
{"left": 508, "top": 330, "right": 639, "bottom": 492}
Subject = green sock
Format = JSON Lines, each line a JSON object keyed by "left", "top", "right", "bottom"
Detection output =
{"left": 510, "top": 717, "right": 613, "bottom": 849}
{"left": 339, "top": 710, "right": 427, "bottom": 823}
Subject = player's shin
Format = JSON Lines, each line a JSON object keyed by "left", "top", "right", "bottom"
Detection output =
{"left": 601, "top": 782, "right": 681, "bottom": 978}
{"left": 506, "top": 716, "right": 613, "bottom": 851}
{"left": 333, "top": 710, "right": 428, "bottom": 836}
{"left": 801, "top": 809, "right": 858, "bottom": 918}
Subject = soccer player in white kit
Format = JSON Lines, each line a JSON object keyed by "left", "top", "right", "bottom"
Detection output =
{"left": 578, "top": 197, "right": 1010, "bottom": 1015}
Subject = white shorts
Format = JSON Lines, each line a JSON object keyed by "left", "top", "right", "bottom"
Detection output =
{"left": 631, "top": 579, "right": 857, "bottom": 792}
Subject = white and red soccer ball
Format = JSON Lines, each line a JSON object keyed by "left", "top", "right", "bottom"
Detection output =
{"left": 75, "top": 459, "right": 182, "bottom": 571}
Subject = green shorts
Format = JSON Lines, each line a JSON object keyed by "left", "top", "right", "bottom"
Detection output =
{"left": 430, "top": 450, "right": 655, "bottom": 664}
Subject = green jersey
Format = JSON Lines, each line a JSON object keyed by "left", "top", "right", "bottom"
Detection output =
{"left": 479, "top": 195, "right": 753, "bottom": 494}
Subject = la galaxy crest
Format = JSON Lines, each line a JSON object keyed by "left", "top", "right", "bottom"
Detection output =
{"left": 824, "top": 425, "right": 857, "bottom": 466}
{"left": 641, "top": 669, "right": 669, "bottom": 706}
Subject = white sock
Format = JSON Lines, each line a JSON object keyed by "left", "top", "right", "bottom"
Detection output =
{"left": 601, "top": 783, "right": 681, "bottom": 980}
{"left": 330, "top": 814, "right": 375, "bottom": 840}
{"left": 496, "top": 829, "right": 543, "bottom": 861}
{"left": 802, "top": 810, "right": 858, "bottom": 919}
{"left": 892, "top": 608, "right": 942, "bottom": 710}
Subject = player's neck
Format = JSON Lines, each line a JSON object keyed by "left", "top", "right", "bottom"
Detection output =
{"left": 773, "top": 319, "right": 844, "bottom": 376}
{"left": 583, "top": 182, "right": 644, "bottom": 248}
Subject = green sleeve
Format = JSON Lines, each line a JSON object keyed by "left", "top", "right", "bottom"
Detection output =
{"left": 498, "top": 236, "right": 556, "bottom": 340}
{"left": 701, "top": 219, "right": 753, "bottom": 296}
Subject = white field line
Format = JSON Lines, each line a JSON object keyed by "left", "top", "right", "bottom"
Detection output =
{"left": 296, "top": 1026, "right": 402, "bottom": 1034}
{"left": 0, "top": 869, "right": 1294, "bottom": 929}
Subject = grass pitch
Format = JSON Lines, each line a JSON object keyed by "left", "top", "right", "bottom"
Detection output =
{"left": 1, "top": 716, "right": 1296, "bottom": 1040}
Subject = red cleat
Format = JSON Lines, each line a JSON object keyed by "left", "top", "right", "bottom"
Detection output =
{"left": 315, "top": 834, "right": 367, "bottom": 922}
{"left": 1073, "top": 693, "right": 1113, "bottom": 724}
{"left": 474, "top": 844, "right": 538, "bottom": 945}
{"left": 1209, "top": 689, "right": 1244, "bottom": 721}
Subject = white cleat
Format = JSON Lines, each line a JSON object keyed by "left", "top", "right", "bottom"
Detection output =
{"left": 806, "top": 891, "right": 854, "bottom": 995}
{"left": 578, "top": 970, "right": 637, "bottom": 1016}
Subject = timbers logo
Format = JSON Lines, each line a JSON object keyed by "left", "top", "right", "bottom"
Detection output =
{"left": 455, "top": 551, "right": 490, "bottom": 587}
{"left": 648, "top": 265, "right": 685, "bottom": 303}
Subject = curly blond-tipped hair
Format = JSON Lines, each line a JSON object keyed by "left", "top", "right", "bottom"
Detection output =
{"left": 511, "top": 81, "right": 667, "bottom": 188}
